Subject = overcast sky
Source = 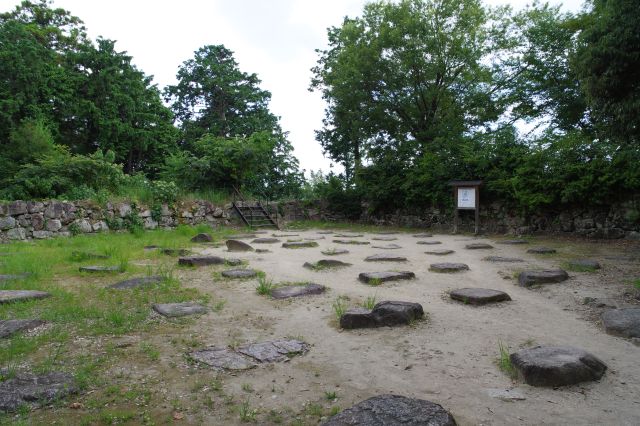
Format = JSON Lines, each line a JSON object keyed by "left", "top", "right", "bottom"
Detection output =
{"left": 1, "top": 0, "right": 585, "bottom": 175}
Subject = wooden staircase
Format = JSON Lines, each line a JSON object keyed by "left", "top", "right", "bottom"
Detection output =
{"left": 232, "top": 187, "right": 279, "bottom": 229}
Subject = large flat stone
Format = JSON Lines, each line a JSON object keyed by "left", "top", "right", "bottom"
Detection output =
{"left": 282, "top": 241, "right": 319, "bottom": 248}
{"left": 271, "top": 283, "right": 326, "bottom": 299}
{"left": 518, "top": 269, "right": 568, "bottom": 287}
{"left": 413, "top": 233, "right": 434, "bottom": 238}
{"left": 465, "top": 243, "right": 494, "bottom": 250}
{"left": 417, "top": 240, "right": 442, "bottom": 245}
{"left": 497, "top": 239, "right": 529, "bottom": 245}
{"left": 333, "top": 239, "right": 370, "bottom": 245}
{"left": 273, "top": 233, "right": 300, "bottom": 237}
{"left": 237, "top": 339, "right": 309, "bottom": 363}
{"left": 304, "top": 259, "right": 351, "bottom": 270}
{"left": 602, "top": 308, "right": 640, "bottom": 338}
{"left": 189, "top": 347, "right": 256, "bottom": 371}
{"left": 429, "top": 263, "right": 469, "bottom": 273}
{"left": 340, "top": 308, "right": 377, "bottom": 329}
{"left": 334, "top": 233, "right": 363, "bottom": 238}
{"left": 79, "top": 265, "right": 121, "bottom": 273}
{"left": 0, "top": 319, "right": 46, "bottom": 338}
{"left": 251, "top": 238, "right": 280, "bottom": 244}
{"left": 226, "top": 239, "right": 254, "bottom": 252}
{"left": 0, "top": 371, "right": 78, "bottom": 412}
{"left": 450, "top": 288, "right": 511, "bottom": 305}
{"left": 153, "top": 302, "right": 207, "bottom": 317}
{"left": 372, "top": 236, "right": 397, "bottom": 241}
{"left": 108, "top": 275, "right": 164, "bottom": 289}
{"left": 0, "top": 290, "right": 51, "bottom": 304}
{"left": 365, "top": 253, "right": 407, "bottom": 262}
{"left": 510, "top": 345, "right": 607, "bottom": 387}
{"left": 191, "top": 233, "right": 213, "bottom": 243}
{"left": 161, "top": 248, "right": 192, "bottom": 256}
{"left": 370, "top": 301, "right": 424, "bottom": 327}
{"left": 371, "top": 243, "right": 402, "bottom": 249}
{"left": 483, "top": 256, "right": 524, "bottom": 263}
{"left": 322, "top": 248, "right": 349, "bottom": 256}
{"left": 527, "top": 247, "right": 557, "bottom": 254}
{"left": 358, "top": 271, "right": 415, "bottom": 284}
{"left": 425, "top": 249, "right": 454, "bottom": 255}
{"left": 178, "top": 256, "right": 225, "bottom": 267}
{"left": 322, "top": 394, "right": 456, "bottom": 426}
{"left": 221, "top": 269, "right": 257, "bottom": 279}
{"left": 0, "top": 273, "right": 31, "bottom": 283}
{"left": 317, "top": 231, "right": 334, "bottom": 234}
{"left": 228, "top": 233, "right": 257, "bottom": 239}
{"left": 569, "top": 259, "right": 601, "bottom": 270}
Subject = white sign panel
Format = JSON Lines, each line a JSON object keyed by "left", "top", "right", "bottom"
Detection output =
{"left": 457, "top": 187, "right": 475, "bottom": 209}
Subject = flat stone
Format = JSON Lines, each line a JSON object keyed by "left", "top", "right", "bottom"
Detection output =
{"left": 510, "top": 345, "right": 607, "bottom": 387}
{"left": 333, "top": 239, "right": 370, "bottom": 245}
{"left": 322, "top": 249, "right": 349, "bottom": 255}
{"left": 450, "top": 288, "right": 511, "bottom": 305}
{"left": 303, "top": 259, "right": 351, "bottom": 270}
{"left": 253, "top": 230, "right": 268, "bottom": 234}
{"left": 465, "top": 243, "right": 494, "bottom": 250}
{"left": 153, "top": 302, "right": 207, "bottom": 317}
{"left": 569, "top": 259, "right": 601, "bottom": 270}
{"left": 255, "top": 249, "right": 270, "bottom": 253}
{"left": 497, "top": 239, "right": 529, "bottom": 245}
{"left": 371, "top": 243, "right": 402, "bottom": 249}
{"left": 340, "top": 308, "right": 377, "bottom": 329}
{"left": 71, "top": 251, "right": 109, "bottom": 260}
{"left": 527, "top": 247, "right": 557, "bottom": 254}
{"left": 273, "top": 233, "right": 299, "bottom": 237}
{"left": 162, "top": 248, "right": 191, "bottom": 256}
{"left": 413, "top": 233, "right": 433, "bottom": 238}
{"left": 228, "top": 233, "right": 257, "bottom": 239}
{"left": 429, "top": 263, "right": 469, "bottom": 273}
{"left": 189, "top": 347, "right": 256, "bottom": 371}
{"left": 486, "top": 388, "right": 526, "bottom": 401}
{"left": 221, "top": 269, "right": 257, "bottom": 279}
{"left": 305, "top": 237, "right": 325, "bottom": 241}
{"left": 178, "top": 256, "right": 225, "bottom": 267}
{"left": 483, "top": 256, "right": 524, "bottom": 262}
{"left": 0, "top": 290, "right": 51, "bottom": 304}
{"left": 417, "top": 240, "right": 442, "bottom": 245}
{"left": 0, "top": 319, "right": 46, "bottom": 338}
{"left": 518, "top": 269, "right": 568, "bottom": 287}
{"left": 271, "top": 283, "right": 326, "bottom": 299}
{"left": 226, "top": 239, "right": 254, "bottom": 252}
{"left": 79, "top": 265, "right": 120, "bottom": 273}
{"left": 425, "top": 249, "right": 454, "bottom": 255}
{"left": 282, "top": 241, "right": 319, "bottom": 248}
{"left": 109, "top": 276, "right": 164, "bottom": 289}
{"left": 237, "top": 339, "right": 309, "bottom": 363}
{"left": 317, "top": 231, "right": 334, "bottom": 234}
{"left": 191, "top": 233, "right": 213, "bottom": 242}
{"left": 322, "top": 394, "right": 456, "bottom": 426}
{"left": 602, "top": 308, "right": 640, "bottom": 338}
{"left": 358, "top": 271, "right": 415, "bottom": 284}
{"left": 372, "top": 236, "right": 397, "bottom": 241}
{"left": 225, "top": 258, "right": 244, "bottom": 266}
{"left": 0, "top": 371, "right": 78, "bottom": 412}
{"left": 365, "top": 253, "right": 407, "bottom": 262}
{"left": 252, "top": 238, "right": 280, "bottom": 244}
{"left": 0, "top": 273, "right": 31, "bottom": 282}
{"left": 369, "top": 301, "right": 424, "bottom": 327}
{"left": 334, "top": 233, "right": 363, "bottom": 238}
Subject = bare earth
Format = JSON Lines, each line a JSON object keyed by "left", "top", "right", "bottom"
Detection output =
{"left": 61, "top": 229, "right": 640, "bottom": 425}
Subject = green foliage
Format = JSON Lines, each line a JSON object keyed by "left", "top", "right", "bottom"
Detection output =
{"left": 497, "top": 341, "right": 518, "bottom": 380}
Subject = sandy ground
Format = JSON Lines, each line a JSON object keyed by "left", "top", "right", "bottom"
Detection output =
{"left": 120, "top": 229, "right": 638, "bottom": 426}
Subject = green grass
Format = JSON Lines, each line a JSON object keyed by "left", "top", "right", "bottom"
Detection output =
{"left": 633, "top": 279, "right": 640, "bottom": 290}
{"left": 497, "top": 341, "right": 518, "bottom": 380}
{"left": 324, "top": 390, "right": 337, "bottom": 401}
{"left": 562, "top": 261, "right": 598, "bottom": 273}
{"left": 256, "top": 276, "right": 274, "bottom": 295}
{"left": 362, "top": 295, "right": 377, "bottom": 310}
{"left": 332, "top": 296, "right": 349, "bottom": 321}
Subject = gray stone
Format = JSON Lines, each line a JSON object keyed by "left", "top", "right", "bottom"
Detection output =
{"left": 334, "top": 233, "right": 363, "bottom": 238}
{"left": 271, "top": 283, "right": 326, "bottom": 299}
{"left": 77, "top": 219, "right": 92, "bottom": 233}
{"left": 26, "top": 201, "right": 44, "bottom": 214}
{"left": 358, "top": 271, "right": 415, "bottom": 284}
{"left": 237, "top": 339, "right": 309, "bottom": 363}
{"left": 450, "top": 288, "right": 511, "bottom": 305}
{"left": 109, "top": 276, "right": 164, "bottom": 289}
{"left": 569, "top": 259, "right": 601, "bottom": 270}
{"left": 322, "top": 394, "right": 456, "bottom": 426}
{"left": 228, "top": 233, "right": 257, "bottom": 239}
{"left": 413, "top": 233, "right": 434, "bottom": 238}
{"left": 0, "top": 319, "right": 46, "bottom": 338}
{"left": 602, "top": 308, "right": 640, "bottom": 338}
{"left": 7, "top": 201, "right": 27, "bottom": 216}
{"left": 0, "top": 371, "right": 78, "bottom": 412}
{"left": 518, "top": 269, "right": 568, "bottom": 287}
{"left": 425, "top": 249, "right": 454, "bottom": 255}
{"left": 118, "top": 203, "right": 132, "bottom": 218}
{"left": 282, "top": 241, "right": 319, "bottom": 248}
{"left": 226, "top": 239, "right": 254, "bottom": 252}
{"left": 179, "top": 256, "right": 225, "bottom": 267}
{"left": 304, "top": 259, "right": 351, "bottom": 269}
{"left": 371, "top": 243, "right": 402, "bottom": 249}
{"left": 93, "top": 221, "right": 108, "bottom": 231}
{"left": 32, "top": 230, "right": 51, "bottom": 239}
{"left": 44, "top": 202, "right": 64, "bottom": 219}
{"left": 6, "top": 228, "right": 26, "bottom": 240}
{"left": 372, "top": 236, "right": 397, "bottom": 241}
{"left": 365, "top": 253, "right": 407, "bottom": 262}
{"left": 486, "top": 389, "right": 526, "bottom": 402}
{"left": 79, "top": 265, "right": 121, "bottom": 273}
{"left": 304, "top": 237, "right": 325, "bottom": 241}
{"left": 369, "top": 301, "right": 424, "bottom": 327}
{"left": 0, "top": 216, "right": 15, "bottom": 231}
{"left": 527, "top": 247, "right": 557, "bottom": 254}
{"left": 212, "top": 207, "right": 224, "bottom": 218}
{"left": 225, "top": 258, "right": 244, "bottom": 266}
{"left": 322, "top": 248, "right": 349, "bottom": 255}
{"left": 31, "top": 213, "right": 44, "bottom": 231}
{"left": 45, "top": 219, "right": 62, "bottom": 232}
{"left": 429, "top": 263, "right": 469, "bottom": 273}
{"left": 483, "top": 256, "right": 524, "bottom": 262}
{"left": 255, "top": 249, "right": 270, "bottom": 253}
{"left": 251, "top": 238, "right": 280, "bottom": 244}
{"left": 317, "top": 231, "right": 334, "bottom": 234}
{"left": 333, "top": 239, "right": 370, "bottom": 245}
{"left": 273, "top": 233, "right": 300, "bottom": 237}
{"left": 0, "top": 273, "right": 31, "bottom": 283}
{"left": 417, "top": 240, "right": 442, "bottom": 245}
{"left": 497, "top": 239, "right": 529, "bottom": 245}
{"left": 510, "top": 345, "right": 607, "bottom": 387}
{"left": 465, "top": 243, "right": 493, "bottom": 250}
{"left": 153, "top": 302, "right": 207, "bottom": 317}
{"left": 162, "top": 248, "right": 191, "bottom": 256}
{"left": 339, "top": 308, "right": 377, "bottom": 329}
{"left": 221, "top": 269, "right": 257, "bottom": 279}
{"left": 191, "top": 233, "right": 213, "bottom": 243}
{"left": 189, "top": 347, "right": 257, "bottom": 371}
{"left": 0, "top": 290, "right": 51, "bottom": 304}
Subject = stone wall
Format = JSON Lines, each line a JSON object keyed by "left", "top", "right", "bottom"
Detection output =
{"left": 0, "top": 200, "right": 232, "bottom": 242}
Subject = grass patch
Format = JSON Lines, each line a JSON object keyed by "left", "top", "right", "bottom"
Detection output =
{"left": 332, "top": 296, "right": 349, "bottom": 321}
{"left": 361, "top": 294, "right": 377, "bottom": 310}
{"left": 497, "top": 341, "right": 518, "bottom": 380}
{"left": 562, "top": 261, "right": 598, "bottom": 273}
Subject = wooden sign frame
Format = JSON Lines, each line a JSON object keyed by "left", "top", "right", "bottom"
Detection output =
{"left": 449, "top": 180, "right": 482, "bottom": 234}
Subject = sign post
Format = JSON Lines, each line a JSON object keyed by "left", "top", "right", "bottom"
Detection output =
{"left": 449, "top": 180, "right": 482, "bottom": 234}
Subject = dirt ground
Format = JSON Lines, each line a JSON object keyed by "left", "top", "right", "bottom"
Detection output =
{"left": 45, "top": 229, "right": 640, "bottom": 425}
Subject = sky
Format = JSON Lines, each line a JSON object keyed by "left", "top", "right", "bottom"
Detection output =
{"left": 0, "top": 0, "right": 585, "bottom": 176}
